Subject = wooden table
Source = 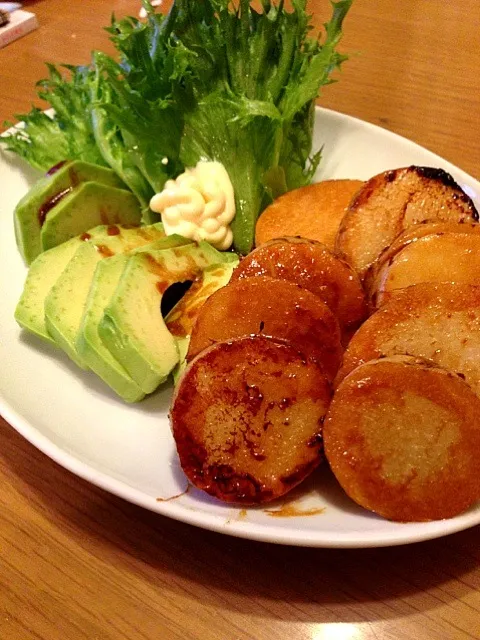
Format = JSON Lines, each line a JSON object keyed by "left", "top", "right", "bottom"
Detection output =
{"left": 1, "top": 1, "right": 479, "bottom": 639}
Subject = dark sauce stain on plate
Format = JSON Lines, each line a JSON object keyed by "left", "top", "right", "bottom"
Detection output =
{"left": 156, "top": 483, "right": 191, "bottom": 502}
{"left": 225, "top": 507, "right": 249, "bottom": 526}
{"left": 264, "top": 503, "right": 326, "bottom": 518}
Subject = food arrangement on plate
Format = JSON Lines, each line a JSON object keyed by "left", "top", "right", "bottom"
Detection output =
{"left": 2, "top": 0, "right": 480, "bottom": 535}
{"left": 172, "top": 169, "right": 480, "bottom": 523}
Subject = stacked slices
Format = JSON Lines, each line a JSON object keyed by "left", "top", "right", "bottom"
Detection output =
{"left": 15, "top": 223, "right": 238, "bottom": 402}
{"left": 170, "top": 236, "right": 368, "bottom": 505}
{"left": 172, "top": 164, "right": 480, "bottom": 523}
{"left": 325, "top": 166, "right": 480, "bottom": 522}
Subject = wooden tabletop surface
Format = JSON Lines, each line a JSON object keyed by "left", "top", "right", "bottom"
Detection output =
{"left": 1, "top": 1, "right": 479, "bottom": 639}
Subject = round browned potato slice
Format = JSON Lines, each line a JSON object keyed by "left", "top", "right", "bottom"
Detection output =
{"left": 336, "top": 282, "right": 480, "bottom": 395}
{"left": 363, "top": 221, "right": 480, "bottom": 300}
{"left": 335, "top": 166, "right": 478, "bottom": 279}
{"left": 324, "top": 356, "right": 480, "bottom": 522}
{"left": 171, "top": 335, "right": 332, "bottom": 505}
{"left": 231, "top": 236, "right": 367, "bottom": 340}
{"left": 186, "top": 276, "right": 343, "bottom": 381}
{"left": 369, "top": 231, "right": 480, "bottom": 308}
{"left": 255, "top": 179, "right": 364, "bottom": 250}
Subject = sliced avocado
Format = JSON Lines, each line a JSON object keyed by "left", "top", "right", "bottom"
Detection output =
{"left": 76, "top": 235, "right": 192, "bottom": 403}
{"left": 14, "top": 160, "right": 126, "bottom": 264}
{"left": 166, "top": 260, "right": 239, "bottom": 385}
{"left": 44, "top": 223, "right": 166, "bottom": 368}
{"left": 15, "top": 224, "right": 117, "bottom": 344}
{"left": 99, "top": 243, "right": 238, "bottom": 394}
{"left": 41, "top": 182, "right": 142, "bottom": 252}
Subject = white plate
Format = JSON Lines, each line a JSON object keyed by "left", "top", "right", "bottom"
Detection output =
{"left": 1, "top": 107, "right": 480, "bottom": 548}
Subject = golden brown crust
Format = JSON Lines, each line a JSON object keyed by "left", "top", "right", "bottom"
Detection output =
{"left": 336, "top": 282, "right": 480, "bottom": 396}
{"left": 364, "top": 221, "right": 480, "bottom": 301}
{"left": 335, "top": 166, "right": 478, "bottom": 279}
{"left": 231, "top": 236, "right": 368, "bottom": 340}
{"left": 254, "top": 179, "right": 364, "bottom": 251}
{"left": 186, "top": 276, "right": 343, "bottom": 381}
{"left": 369, "top": 232, "right": 480, "bottom": 307}
{"left": 171, "top": 335, "right": 332, "bottom": 505}
{"left": 324, "top": 357, "right": 480, "bottom": 522}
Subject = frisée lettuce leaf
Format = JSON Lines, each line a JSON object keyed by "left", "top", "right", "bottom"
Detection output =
{"left": 2, "top": 64, "right": 107, "bottom": 172}
{"left": 2, "top": 0, "right": 353, "bottom": 254}
{"left": 173, "top": 0, "right": 353, "bottom": 252}
{"left": 89, "top": 53, "right": 155, "bottom": 211}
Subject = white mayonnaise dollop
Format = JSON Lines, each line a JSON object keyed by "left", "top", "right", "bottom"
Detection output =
{"left": 149, "top": 161, "right": 236, "bottom": 250}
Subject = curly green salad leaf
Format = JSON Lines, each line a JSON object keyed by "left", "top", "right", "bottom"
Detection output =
{"left": 2, "top": 0, "right": 353, "bottom": 254}
{"left": 3, "top": 64, "right": 107, "bottom": 171}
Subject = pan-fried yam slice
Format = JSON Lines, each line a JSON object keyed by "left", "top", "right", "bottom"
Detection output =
{"left": 324, "top": 357, "right": 480, "bottom": 522}
{"left": 231, "top": 237, "right": 367, "bottom": 339}
{"left": 370, "top": 232, "right": 480, "bottom": 308}
{"left": 186, "top": 276, "right": 342, "bottom": 381}
{"left": 335, "top": 166, "right": 478, "bottom": 279}
{"left": 171, "top": 335, "right": 331, "bottom": 505}
{"left": 255, "top": 179, "right": 364, "bottom": 250}
{"left": 364, "top": 221, "right": 480, "bottom": 298}
{"left": 336, "top": 283, "right": 480, "bottom": 395}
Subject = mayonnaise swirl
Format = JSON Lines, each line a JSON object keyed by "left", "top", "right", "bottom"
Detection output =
{"left": 149, "top": 161, "right": 236, "bottom": 250}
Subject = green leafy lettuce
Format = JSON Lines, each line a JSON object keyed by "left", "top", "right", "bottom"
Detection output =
{"left": 2, "top": 64, "right": 107, "bottom": 171}
{"left": 2, "top": 0, "right": 353, "bottom": 254}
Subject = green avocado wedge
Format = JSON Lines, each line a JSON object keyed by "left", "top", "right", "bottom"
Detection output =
{"left": 99, "top": 242, "right": 238, "bottom": 394}
{"left": 166, "top": 261, "right": 239, "bottom": 385}
{"left": 76, "top": 235, "right": 192, "bottom": 403}
{"left": 40, "top": 182, "right": 142, "bottom": 253}
{"left": 44, "top": 223, "right": 166, "bottom": 368}
{"left": 14, "top": 160, "right": 126, "bottom": 264}
{"left": 15, "top": 224, "right": 118, "bottom": 344}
